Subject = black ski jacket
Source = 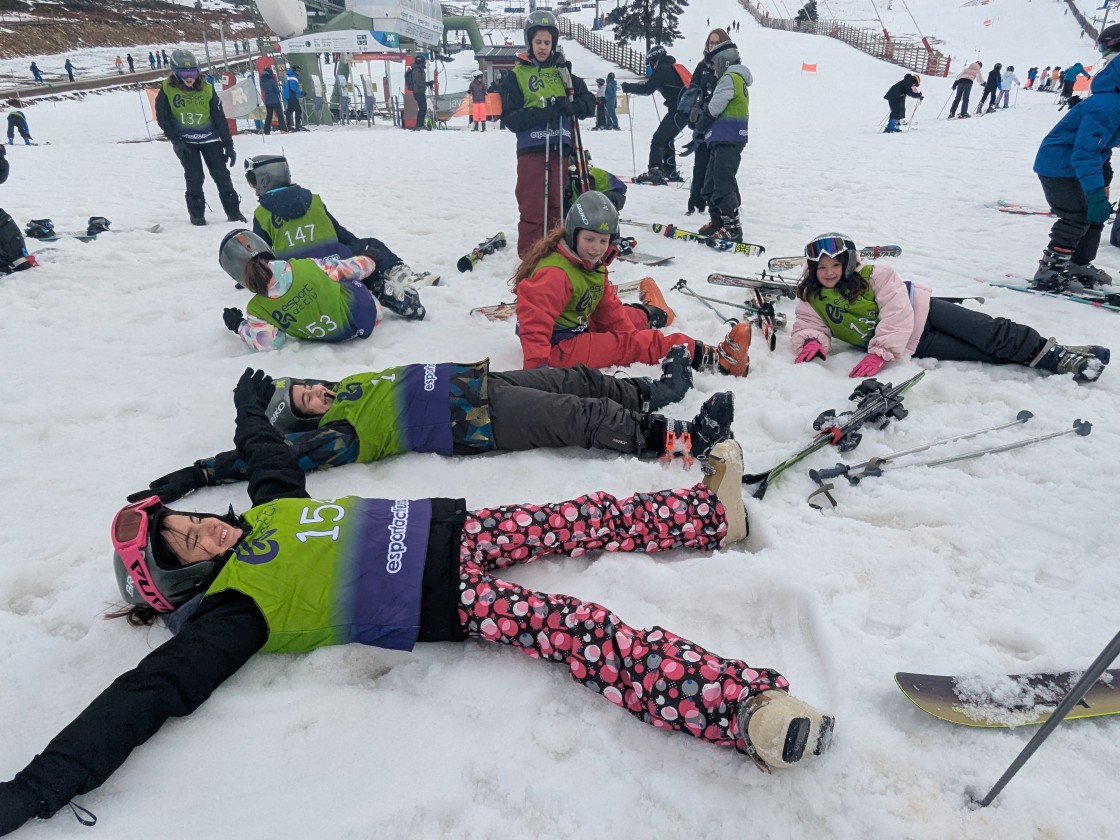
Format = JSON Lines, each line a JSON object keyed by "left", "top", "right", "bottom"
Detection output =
{"left": 499, "top": 51, "right": 595, "bottom": 141}
{"left": 0, "top": 395, "right": 466, "bottom": 832}
{"left": 622, "top": 56, "right": 686, "bottom": 108}
{"left": 154, "top": 77, "right": 233, "bottom": 148}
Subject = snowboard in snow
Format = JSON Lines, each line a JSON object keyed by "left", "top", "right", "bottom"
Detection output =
{"left": 471, "top": 278, "right": 644, "bottom": 322}
{"left": 896, "top": 669, "right": 1120, "bottom": 728}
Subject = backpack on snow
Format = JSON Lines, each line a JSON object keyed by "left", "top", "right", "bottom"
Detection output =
{"left": 0, "top": 209, "right": 32, "bottom": 273}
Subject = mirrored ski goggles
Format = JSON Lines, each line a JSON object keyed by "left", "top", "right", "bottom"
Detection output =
{"left": 111, "top": 495, "right": 174, "bottom": 612}
{"left": 804, "top": 235, "right": 855, "bottom": 261}
{"left": 175, "top": 67, "right": 200, "bottom": 82}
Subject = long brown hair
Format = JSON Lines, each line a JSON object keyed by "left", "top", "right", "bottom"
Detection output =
{"left": 105, "top": 603, "right": 161, "bottom": 627}
{"left": 510, "top": 226, "right": 566, "bottom": 290}
{"left": 796, "top": 254, "right": 869, "bottom": 303}
{"left": 706, "top": 28, "right": 732, "bottom": 53}
{"left": 244, "top": 254, "right": 274, "bottom": 295}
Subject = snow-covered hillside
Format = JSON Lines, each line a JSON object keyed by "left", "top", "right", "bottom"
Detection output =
{"left": 0, "top": 0, "right": 1117, "bottom": 838}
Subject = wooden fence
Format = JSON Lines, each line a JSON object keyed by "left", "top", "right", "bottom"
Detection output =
{"left": 736, "top": 0, "right": 953, "bottom": 77}
{"left": 476, "top": 13, "right": 645, "bottom": 74}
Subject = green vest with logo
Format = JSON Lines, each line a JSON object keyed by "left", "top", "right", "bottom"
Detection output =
{"left": 246, "top": 259, "right": 353, "bottom": 342}
{"left": 808, "top": 265, "right": 879, "bottom": 349}
{"left": 511, "top": 63, "right": 570, "bottom": 152}
{"left": 254, "top": 194, "right": 340, "bottom": 260}
{"left": 161, "top": 79, "right": 217, "bottom": 143}
{"left": 321, "top": 370, "right": 406, "bottom": 462}
{"left": 532, "top": 251, "right": 607, "bottom": 334}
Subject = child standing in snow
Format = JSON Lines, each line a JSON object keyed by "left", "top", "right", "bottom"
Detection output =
{"left": 882, "top": 73, "right": 923, "bottom": 132}
{"left": 996, "top": 65, "right": 1020, "bottom": 108}
{"left": 512, "top": 192, "right": 752, "bottom": 383}
{"left": 790, "top": 233, "right": 1110, "bottom": 382}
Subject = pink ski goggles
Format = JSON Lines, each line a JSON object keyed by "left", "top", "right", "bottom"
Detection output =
{"left": 112, "top": 495, "right": 174, "bottom": 612}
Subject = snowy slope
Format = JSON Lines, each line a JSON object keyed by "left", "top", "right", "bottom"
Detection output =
{"left": 0, "top": 0, "right": 1118, "bottom": 838}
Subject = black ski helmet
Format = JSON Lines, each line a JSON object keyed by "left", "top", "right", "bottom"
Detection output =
{"left": 1099, "top": 23, "right": 1120, "bottom": 54}
{"left": 219, "top": 229, "right": 273, "bottom": 284}
{"left": 564, "top": 191, "right": 619, "bottom": 251}
{"left": 646, "top": 45, "right": 667, "bottom": 67}
{"left": 111, "top": 497, "right": 231, "bottom": 613}
{"left": 169, "top": 49, "right": 200, "bottom": 82}
{"left": 244, "top": 154, "right": 291, "bottom": 195}
{"left": 264, "top": 376, "right": 331, "bottom": 433}
{"left": 524, "top": 9, "right": 560, "bottom": 52}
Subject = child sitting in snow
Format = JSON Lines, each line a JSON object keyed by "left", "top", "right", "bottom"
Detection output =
{"left": 790, "top": 232, "right": 1110, "bottom": 382}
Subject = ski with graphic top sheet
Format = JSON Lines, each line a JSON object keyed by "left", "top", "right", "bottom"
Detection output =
{"left": 896, "top": 669, "right": 1120, "bottom": 728}
{"left": 470, "top": 278, "right": 644, "bottom": 322}
{"left": 620, "top": 219, "right": 766, "bottom": 256}
{"left": 707, "top": 272, "right": 798, "bottom": 298}
{"left": 766, "top": 246, "right": 902, "bottom": 272}
{"left": 987, "top": 281, "right": 1120, "bottom": 313}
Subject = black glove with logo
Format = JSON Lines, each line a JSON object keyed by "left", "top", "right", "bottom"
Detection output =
{"left": 223, "top": 307, "right": 245, "bottom": 333}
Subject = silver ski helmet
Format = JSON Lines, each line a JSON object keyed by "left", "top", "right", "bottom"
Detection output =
{"left": 524, "top": 9, "right": 559, "bottom": 52}
{"left": 709, "top": 42, "right": 740, "bottom": 77}
{"left": 244, "top": 154, "right": 291, "bottom": 195}
{"left": 169, "top": 49, "right": 200, "bottom": 83}
{"left": 804, "top": 232, "right": 859, "bottom": 279}
{"left": 219, "top": 228, "right": 273, "bottom": 284}
{"left": 111, "top": 496, "right": 228, "bottom": 613}
{"left": 264, "top": 376, "right": 331, "bottom": 433}
{"left": 564, "top": 191, "right": 618, "bottom": 250}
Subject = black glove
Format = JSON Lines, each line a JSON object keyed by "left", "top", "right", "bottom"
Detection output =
{"left": 224, "top": 146, "right": 236, "bottom": 167}
{"left": 223, "top": 307, "right": 245, "bottom": 333}
{"left": 622, "top": 82, "right": 636, "bottom": 94}
{"left": 0, "top": 779, "right": 44, "bottom": 836}
{"left": 680, "top": 137, "right": 698, "bottom": 157}
{"left": 918, "top": 93, "right": 925, "bottom": 101}
{"left": 128, "top": 464, "right": 209, "bottom": 504}
{"left": 233, "top": 368, "right": 274, "bottom": 416}
{"left": 171, "top": 140, "right": 186, "bottom": 159}
{"left": 550, "top": 97, "right": 574, "bottom": 116}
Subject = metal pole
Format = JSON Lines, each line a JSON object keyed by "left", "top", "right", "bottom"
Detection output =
{"left": 972, "top": 629, "right": 1120, "bottom": 808}
{"left": 220, "top": 22, "right": 229, "bottom": 73}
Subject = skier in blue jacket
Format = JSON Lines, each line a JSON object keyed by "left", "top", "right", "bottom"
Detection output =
{"left": 284, "top": 66, "right": 305, "bottom": 131}
{"left": 1032, "top": 25, "right": 1120, "bottom": 291}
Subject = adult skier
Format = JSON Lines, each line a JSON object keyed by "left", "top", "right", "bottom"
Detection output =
{"left": 976, "top": 62, "right": 1002, "bottom": 114}
{"left": 155, "top": 49, "right": 245, "bottom": 225}
{"left": 882, "top": 73, "right": 922, "bottom": 133}
{"left": 1034, "top": 25, "right": 1120, "bottom": 289}
{"left": 499, "top": 9, "right": 595, "bottom": 257}
{"left": 409, "top": 54, "right": 434, "bottom": 130}
{"left": 682, "top": 28, "right": 733, "bottom": 216}
{"left": 622, "top": 46, "right": 691, "bottom": 184}
{"left": 258, "top": 67, "right": 287, "bottom": 134}
{"left": 284, "top": 66, "right": 304, "bottom": 131}
{"left": 5, "top": 110, "right": 32, "bottom": 146}
{"left": 947, "top": 60, "right": 983, "bottom": 119}
{"left": 244, "top": 154, "right": 439, "bottom": 287}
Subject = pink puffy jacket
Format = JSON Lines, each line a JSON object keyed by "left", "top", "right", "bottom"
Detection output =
{"left": 955, "top": 62, "right": 985, "bottom": 85}
{"left": 790, "top": 264, "right": 932, "bottom": 361}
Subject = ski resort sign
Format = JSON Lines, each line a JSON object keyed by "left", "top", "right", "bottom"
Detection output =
{"left": 342, "top": 0, "right": 443, "bottom": 46}
{"left": 278, "top": 29, "right": 401, "bottom": 54}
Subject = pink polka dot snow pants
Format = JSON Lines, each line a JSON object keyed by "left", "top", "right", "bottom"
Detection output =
{"left": 457, "top": 483, "right": 789, "bottom": 754}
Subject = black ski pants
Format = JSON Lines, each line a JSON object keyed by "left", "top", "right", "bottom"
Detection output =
{"left": 914, "top": 298, "right": 1043, "bottom": 365}
{"left": 649, "top": 111, "right": 685, "bottom": 172}
{"left": 886, "top": 94, "right": 907, "bottom": 120}
{"left": 286, "top": 95, "right": 303, "bottom": 130}
{"left": 978, "top": 84, "right": 998, "bottom": 112}
{"left": 702, "top": 143, "right": 744, "bottom": 216}
{"left": 263, "top": 103, "right": 287, "bottom": 134}
{"left": 488, "top": 366, "right": 644, "bottom": 452}
{"left": 176, "top": 142, "right": 238, "bottom": 220}
{"left": 948, "top": 79, "right": 972, "bottom": 117}
{"left": 414, "top": 91, "right": 428, "bottom": 129}
{"left": 1039, "top": 174, "right": 1103, "bottom": 264}
{"left": 689, "top": 142, "right": 712, "bottom": 212}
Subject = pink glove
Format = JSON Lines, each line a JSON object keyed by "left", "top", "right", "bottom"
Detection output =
{"left": 794, "top": 340, "right": 826, "bottom": 364}
{"left": 849, "top": 353, "right": 887, "bottom": 378}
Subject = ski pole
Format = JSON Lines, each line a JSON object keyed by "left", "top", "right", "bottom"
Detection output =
{"left": 671, "top": 279, "right": 739, "bottom": 325}
{"left": 627, "top": 97, "right": 637, "bottom": 176}
{"left": 543, "top": 108, "right": 552, "bottom": 234}
{"left": 670, "top": 279, "right": 788, "bottom": 325}
{"left": 970, "top": 628, "right": 1120, "bottom": 809}
{"left": 935, "top": 89, "right": 954, "bottom": 120}
{"left": 905, "top": 97, "right": 922, "bottom": 132}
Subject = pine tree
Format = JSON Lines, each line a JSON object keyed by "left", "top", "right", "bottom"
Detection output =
{"left": 606, "top": 0, "right": 690, "bottom": 54}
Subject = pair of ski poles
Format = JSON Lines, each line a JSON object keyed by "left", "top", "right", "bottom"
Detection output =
{"left": 807, "top": 412, "right": 1091, "bottom": 509}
